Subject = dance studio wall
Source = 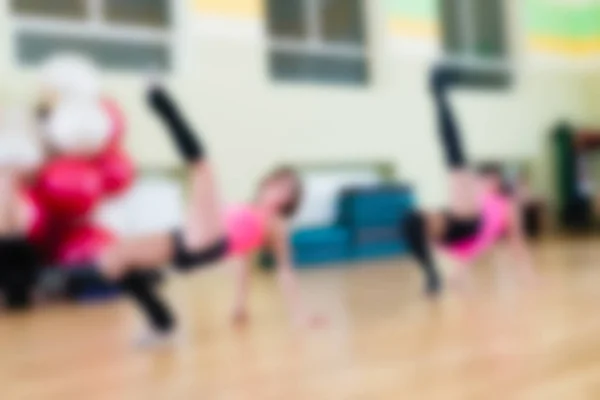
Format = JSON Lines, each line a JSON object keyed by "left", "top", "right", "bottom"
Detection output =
{"left": 537, "top": 0, "right": 600, "bottom": 139}
{"left": 526, "top": 0, "right": 600, "bottom": 59}
{"left": 0, "top": 1, "right": 594, "bottom": 208}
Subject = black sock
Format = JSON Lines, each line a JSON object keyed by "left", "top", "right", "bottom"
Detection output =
{"left": 119, "top": 270, "right": 175, "bottom": 333}
{"left": 0, "top": 237, "right": 38, "bottom": 310}
{"left": 430, "top": 66, "right": 467, "bottom": 168}
{"left": 147, "top": 85, "right": 204, "bottom": 162}
{"left": 402, "top": 213, "right": 441, "bottom": 294}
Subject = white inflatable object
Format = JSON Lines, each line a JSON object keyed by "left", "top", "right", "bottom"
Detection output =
{"left": 292, "top": 169, "right": 383, "bottom": 228}
{"left": 96, "top": 176, "right": 184, "bottom": 237}
{"left": 45, "top": 98, "right": 111, "bottom": 155}
{"left": 40, "top": 53, "right": 101, "bottom": 100}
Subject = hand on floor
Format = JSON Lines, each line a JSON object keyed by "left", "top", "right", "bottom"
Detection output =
{"left": 520, "top": 265, "right": 541, "bottom": 288}
{"left": 231, "top": 308, "right": 250, "bottom": 326}
{"left": 293, "top": 313, "right": 328, "bottom": 330}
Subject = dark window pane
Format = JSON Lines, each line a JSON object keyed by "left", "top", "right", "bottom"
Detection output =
{"left": 104, "top": 0, "right": 171, "bottom": 28}
{"left": 17, "top": 32, "right": 170, "bottom": 71}
{"left": 439, "top": 0, "right": 465, "bottom": 55}
{"left": 472, "top": 0, "right": 506, "bottom": 58}
{"left": 267, "top": 0, "right": 307, "bottom": 39}
{"left": 455, "top": 67, "right": 511, "bottom": 88}
{"left": 320, "top": 0, "right": 365, "bottom": 45}
{"left": 11, "top": 0, "right": 87, "bottom": 19}
{"left": 439, "top": 0, "right": 506, "bottom": 59}
{"left": 270, "top": 50, "right": 368, "bottom": 85}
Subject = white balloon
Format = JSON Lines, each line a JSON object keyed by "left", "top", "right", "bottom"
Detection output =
{"left": 45, "top": 99, "right": 111, "bottom": 155}
{"left": 95, "top": 177, "right": 184, "bottom": 237}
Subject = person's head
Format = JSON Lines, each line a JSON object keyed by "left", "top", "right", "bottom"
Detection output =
{"left": 256, "top": 166, "right": 302, "bottom": 218}
{"left": 477, "top": 162, "right": 510, "bottom": 195}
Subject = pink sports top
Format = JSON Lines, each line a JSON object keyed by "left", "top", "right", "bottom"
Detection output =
{"left": 443, "top": 192, "right": 511, "bottom": 262}
{"left": 225, "top": 205, "right": 268, "bottom": 255}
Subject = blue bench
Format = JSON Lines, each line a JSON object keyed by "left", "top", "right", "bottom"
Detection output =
{"left": 291, "top": 184, "right": 415, "bottom": 267}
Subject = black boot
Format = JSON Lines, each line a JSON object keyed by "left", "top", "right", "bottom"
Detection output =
{"left": 402, "top": 212, "right": 443, "bottom": 296}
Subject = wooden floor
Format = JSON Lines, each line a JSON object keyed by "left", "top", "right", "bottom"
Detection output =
{"left": 3, "top": 238, "right": 600, "bottom": 399}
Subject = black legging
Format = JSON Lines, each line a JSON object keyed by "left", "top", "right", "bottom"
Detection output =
{"left": 116, "top": 233, "right": 229, "bottom": 334}
{"left": 402, "top": 212, "right": 440, "bottom": 294}
{"left": 117, "top": 84, "right": 227, "bottom": 334}
{"left": 400, "top": 66, "right": 475, "bottom": 295}
{"left": 147, "top": 85, "right": 205, "bottom": 162}
{"left": 430, "top": 65, "right": 467, "bottom": 169}
{"left": 119, "top": 271, "right": 175, "bottom": 333}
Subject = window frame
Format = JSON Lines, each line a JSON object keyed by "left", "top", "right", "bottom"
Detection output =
{"left": 8, "top": 0, "right": 178, "bottom": 72}
{"left": 267, "top": 0, "right": 368, "bottom": 80}
{"left": 439, "top": 0, "right": 511, "bottom": 72}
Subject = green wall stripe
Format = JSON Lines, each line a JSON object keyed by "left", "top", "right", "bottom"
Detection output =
{"left": 525, "top": 0, "right": 600, "bottom": 40}
{"left": 385, "top": 0, "right": 437, "bottom": 20}
{"left": 385, "top": 0, "right": 600, "bottom": 43}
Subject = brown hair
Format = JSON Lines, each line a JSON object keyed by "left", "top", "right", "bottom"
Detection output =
{"left": 476, "top": 162, "right": 503, "bottom": 177}
{"left": 259, "top": 165, "right": 303, "bottom": 218}
{"left": 476, "top": 162, "right": 514, "bottom": 196}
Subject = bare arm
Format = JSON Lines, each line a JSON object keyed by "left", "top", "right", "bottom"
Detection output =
{"left": 231, "top": 256, "right": 252, "bottom": 323}
{"left": 0, "top": 169, "right": 27, "bottom": 236}
{"left": 268, "top": 216, "right": 310, "bottom": 325}
{"left": 506, "top": 201, "right": 537, "bottom": 283}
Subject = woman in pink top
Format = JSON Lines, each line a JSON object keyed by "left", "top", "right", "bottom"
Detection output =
{"left": 402, "top": 65, "right": 534, "bottom": 296}
{"left": 441, "top": 164, "right": 534, "bottom": 287}
{"left": 94, "top": 84, "right": 320, "bottom": 340}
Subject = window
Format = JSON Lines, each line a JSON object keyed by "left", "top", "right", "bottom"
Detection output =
{"left": 439, "top": 0, "right": 507, "bottom": 62}
{"left": 438, "top": 0, "right": 510, "bottom": 86}
{"left": 10, "top": 0, "right": 173, "bottom": 71}
{"left": 267, "top": 0, "right": 368, "bottom": 85}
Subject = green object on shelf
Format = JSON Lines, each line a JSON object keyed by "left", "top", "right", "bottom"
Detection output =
{"left": 554, "top": 122, "right": 575, "bottom": 213}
